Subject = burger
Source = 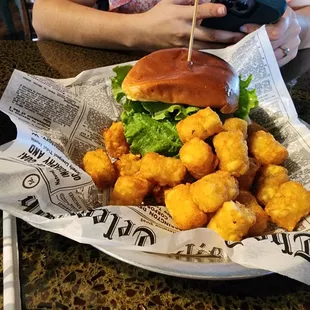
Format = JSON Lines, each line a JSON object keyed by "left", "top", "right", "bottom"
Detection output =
{"left": 111, "top": 48, "right": 258, "bottom": 157}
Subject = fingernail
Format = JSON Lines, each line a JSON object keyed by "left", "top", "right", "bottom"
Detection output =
{"left": 217, "top": 6, "right": 226, "bottom": 15}
{"left": 240, "top": 26, "right": 247, "bottom": 33}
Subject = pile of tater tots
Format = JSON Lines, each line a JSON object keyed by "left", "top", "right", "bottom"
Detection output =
{"left": 82, "top": 107, "right": 310, "bottom": 241}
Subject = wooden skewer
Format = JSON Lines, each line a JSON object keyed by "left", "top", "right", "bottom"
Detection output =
{"left": 187, "top": 0, "right": 199, "bottom": 64}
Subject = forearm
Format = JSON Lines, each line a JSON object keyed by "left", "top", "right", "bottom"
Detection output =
{"left": 32, "top": 0, "right": 143, "bottom": 50}
{"left": 295, "top": 6, "right": 310, "bottom": 49}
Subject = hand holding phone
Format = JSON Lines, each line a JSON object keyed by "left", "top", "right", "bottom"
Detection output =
{"left": 201, "top": 0, "right": 287, "bottom": 32}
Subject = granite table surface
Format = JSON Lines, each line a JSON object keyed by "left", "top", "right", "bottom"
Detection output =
{"left": 0, "top": 41, "right": 310, "bottom": 310}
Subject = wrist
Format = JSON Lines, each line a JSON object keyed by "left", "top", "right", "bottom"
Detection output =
{"left": 118, "top": 13, "right": 149, "bottom": 50}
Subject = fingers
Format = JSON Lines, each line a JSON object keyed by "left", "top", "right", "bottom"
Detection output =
{"left": 240, "top": 19, "right": 288, "bottom": 41}
{"left": 196, "top": 3, "right": 227, "bottom": 19}
{"left": 270, "top": 21, "right": 301, "bottom": 50}
{"left": 195, "top": 26, "right": 245, "bottom": 44}
{"left": 266, "top": 20, "right": 289, "bottom": 42}
{"left": 175, "top": 2, "right": 227, "bottom": 20}
{"left": 240, "top": 7, "right": 291, "bottom": 40}
{"left": 275, "top": 35, "right": 300, "bottom": 66}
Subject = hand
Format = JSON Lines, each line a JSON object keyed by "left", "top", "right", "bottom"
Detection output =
{"left": 240, "top": 7, "right": 301, "bottom": 67}
{"left": 135, "top": 0, "right": 246, "bottom": 51}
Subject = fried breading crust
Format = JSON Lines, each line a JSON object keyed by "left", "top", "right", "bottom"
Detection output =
{"left": 223, "top": 117, "right": 248, "bottom": 138}
{"left": 83, "top": 149, "right": 116, "bottom": 189}
{"left": 213, "top": 131, "right": 249, "bottom": 177}
{"left": 103, "top": 122, "right": 129, "bottom": 159}
{"left": 190, "top": 171, "right": 239, "bottom": 213}
{"left": 237, "top": 190, "right": 269, "bottom": 237}
{"left": 176, "top": 107, "right": 223, "bottom": 143}
{"left": 110, "top": 175, "right": 150, "bottom": 206}
{"left": 179, "top": 137, "right": 218, "bottom": 179}
{"left": 139, "top": 152, "right": 186, "bottom": 187}
{"left": 114, "top": 153, "right": 141, "bottom": 178}
{"left": 165, "top": 184, "right": 208, "bottom": 230}
{"left": 265, "top": 181, "right": 310, "bottom": 231}
{"left": 207, "top": 201, "right": 256, "bottom": 241}
{"left": 255, "top": 164, "right": 289, "bottom": 206}
{"left": 249, "top": 130, "right": 288, "bottom": 165}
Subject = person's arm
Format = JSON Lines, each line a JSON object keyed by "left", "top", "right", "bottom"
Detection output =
{"left": 32, "top": 0, "right": 245, "bottom": 51}
{"left": 289, "top": 1, "right": 310, "bottom": 49}
{"left": 32, "top": 0, "right": 145, "bottom": 50}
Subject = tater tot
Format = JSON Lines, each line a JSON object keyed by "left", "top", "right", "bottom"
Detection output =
{"left": 179, "top": 138, "right": 218, "bottom": 179}
{"left": 265, "top": 181, "right": 310, "bottom": 231}
{"left": 176, "top": 107, "right": 223, "bottom": 143}
{"left": 249, "top": 130, "right": 288, "bottom": 165}
{"left": 255, "top": 165, "right": 289, "bottom": 206}
{"left": 223, "top": 118, "right": 248, "bottom": 138}
{"left": 165, "top": 184, "right": 208, "bottom": 230}
{"left": 114, "top": 153, "right": 141, "bottom": 178}
{"left": 236, "top": 190, "right": 269, "bottom": 237}
{"left": 190, "top": 171, "right": 239, "bottom": 213}
{"left": 83, "top": 149, "right": 116, "bottom": 189}
{"left": 139, "top": 152, "right": 186, "bottom": 187}
{"left": 207, "top": 201, "right": 256, "bottom": 241}
{"left": 134, "top": 171, "right": 155, "bottom": 195}
{"left": 237, "top": 157, "right": 261, "bottom": 191}
{"left": 213, "top": 131, "right": 249, "bottom": 177}
{"left": 103, "top": 122, "right": 129, "bottom": 159}
{"left": 110, "top": 176, "right": 149, "bottom": 206}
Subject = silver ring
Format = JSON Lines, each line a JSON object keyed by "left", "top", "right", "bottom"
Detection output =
{"left": 280, "top": 46, "right": 290, "bottom": 58}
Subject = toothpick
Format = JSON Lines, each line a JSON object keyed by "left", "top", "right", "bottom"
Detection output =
{"left": 187, "top": 0, "right": 199, "bottom": 64}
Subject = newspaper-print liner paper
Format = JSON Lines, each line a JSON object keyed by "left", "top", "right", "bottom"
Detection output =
{"left": 0, "top": 27, "right": 310, "bottom": 285}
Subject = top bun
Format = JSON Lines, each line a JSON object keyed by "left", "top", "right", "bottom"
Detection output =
{"left": 122, "top": 48, "right": 240, "bottom": 114}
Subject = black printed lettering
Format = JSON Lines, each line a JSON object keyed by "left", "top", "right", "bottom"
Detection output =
{"left": 28, "top": 144, "right": 45, "bottom": 159}
{"left": 225, "top": 241, "right": 244, "bottom": 248}
{"left": 254, "top": 235, "right": 269, "bottom": 241}
{"left": 118, "top": 220, "right": 135, "bottom": 237}
{"left": 271, "top": 233, "right": 293, "bottom": 255}
{"left": 196, "top": 243, "right": 210, "bottom": 256}
{"left": 293, "top": 233, "right": 310, "bottom": 262}
{"left": 209, "top": 247, "right": 224, "bottom": 258}
{"left": 17, "top": 152, "right": 36, "bottom": 163}
{"left": 103, "top": 214, "right": 121, "bottom": 240}
{"left": 133, "top": 226, "right": 156, "bottom": 246}
{"left": 77, "top": 210, "right": 95, "bottom": 218}
{"left": 92, "top": 209, "right": 110, "bottom": 224}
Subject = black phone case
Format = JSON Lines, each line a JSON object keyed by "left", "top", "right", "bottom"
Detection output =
{"left": 201, "top": 0, "right": 287, "bottom": 32}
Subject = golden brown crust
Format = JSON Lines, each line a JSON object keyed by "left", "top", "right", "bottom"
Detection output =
{"left": 122, "top": 48, "right": 239, "bottom": 114}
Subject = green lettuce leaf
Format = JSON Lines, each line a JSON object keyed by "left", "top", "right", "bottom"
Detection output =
{"left": 121, "top": 112, "right": 182, "bottom": 156}
{"left": 111, "top": 65, "right": 133, "bottom": 102}
{"left": 111, "top": 65, "right": 200, "bottom": 122}
{"left": 141, "top": 102, "right": 200, "bottom": 121}
{"left": 234, "top": 75, "right": 259, "bottom": 120}
{"left": 123, "top": 99, "right": 146, "bottom": 114}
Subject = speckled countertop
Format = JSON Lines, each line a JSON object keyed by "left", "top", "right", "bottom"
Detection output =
{"left": 0, "top": 41, "right": 310, "bottom": 310}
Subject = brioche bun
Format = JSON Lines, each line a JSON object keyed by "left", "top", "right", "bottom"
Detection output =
{"left": 122, "top": 48, "right": 239, "bottom": 114}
